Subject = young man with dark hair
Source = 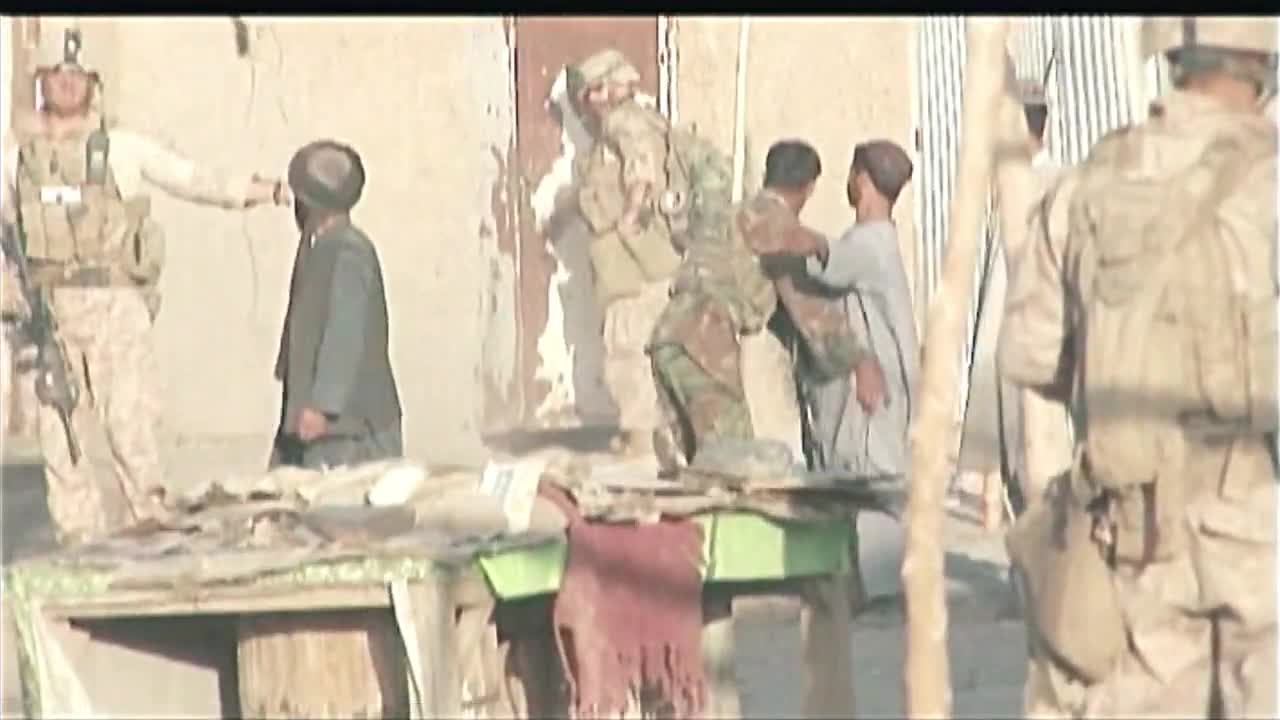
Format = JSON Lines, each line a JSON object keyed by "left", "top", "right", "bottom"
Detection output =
{"left": 647, "top": 139, "right": 882, "bottom": 473}
{"left": 746, "top": 140, "right": 885, "bottom": 457}
{"left": 803, "top": 140, "right": 918, "bottom": 478}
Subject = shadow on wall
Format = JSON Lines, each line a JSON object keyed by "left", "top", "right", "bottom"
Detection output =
{"left": 531, "top": 69, "right": 618, "bottom": 427}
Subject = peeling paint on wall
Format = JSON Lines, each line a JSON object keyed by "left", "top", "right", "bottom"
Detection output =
{"left": 530, "top": 69, "right": 589, "bottom": 421}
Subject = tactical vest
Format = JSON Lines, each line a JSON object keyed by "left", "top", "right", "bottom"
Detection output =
{"left": 1070, "top": 120, "right": 1277, "bottom": 494}
{"left": 13, "top": 125, "right": 160, "bottom": 291}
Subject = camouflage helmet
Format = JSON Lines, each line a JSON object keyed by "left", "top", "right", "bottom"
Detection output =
{"left": 1143, "top": 17, "right": 1278, "bottom": 96}
{"left": 566, "top": 48, "right": 641, "bottom": 102}
{"left": 288, "top": 140, "right": 366, "bottom": 213}
{"left": 1143, "top": 16, "right": 1277, "bottom": 58}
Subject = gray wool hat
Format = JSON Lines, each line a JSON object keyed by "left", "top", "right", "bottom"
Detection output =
{"left": 288, "top": 140, "right": 366, "bottom": 212}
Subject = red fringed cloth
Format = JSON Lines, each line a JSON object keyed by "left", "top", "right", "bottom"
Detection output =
{"left": 541, "top": 484, "right": 707, "bottom": 718}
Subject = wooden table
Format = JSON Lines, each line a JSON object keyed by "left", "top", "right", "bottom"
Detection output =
{"left": 6, "top": 511, "right": 859, "bottom": 719}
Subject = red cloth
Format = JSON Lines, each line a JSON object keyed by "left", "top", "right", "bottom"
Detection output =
{"left": 543, "top": 484, "right": 706, "bottom": 718}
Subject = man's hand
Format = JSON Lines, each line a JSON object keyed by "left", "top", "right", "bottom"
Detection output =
{"left": 296, "top": 407, "right": 329, "bottom": 442}
{"left": 853, "top": 358, "right": 887, "bottom": 414}
{"left": 247, "top": 175, "right": 291, "bottom": 208}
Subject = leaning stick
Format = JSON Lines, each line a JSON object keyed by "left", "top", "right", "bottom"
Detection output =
{"left": 902, "top": 16, "right": 1011, "bottom": 719}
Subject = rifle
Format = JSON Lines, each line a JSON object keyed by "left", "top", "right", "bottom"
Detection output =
{"left": 1, "top": 223, "right": 83, "bottom": 464}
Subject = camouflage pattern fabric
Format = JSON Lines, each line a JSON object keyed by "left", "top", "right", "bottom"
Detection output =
{"left": 740, "top": 190, "right": 868, "bottom": 382}
{"left": 650, "top": 344, "right": 753, "bottom": 465}
{"left": 578, "top": 101, "right": 681, "bottom": 305}
{"left": 1000, "top": 89, "right": 1278, "bottom": 718}
{"left": 38, "top": 286, "right": 165, "bottom": 542}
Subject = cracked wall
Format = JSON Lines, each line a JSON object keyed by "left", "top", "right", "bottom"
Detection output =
{"left": 77, "top": 16, "right": 516, "bottom": 464}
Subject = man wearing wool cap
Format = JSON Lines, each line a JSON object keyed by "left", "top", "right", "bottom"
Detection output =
{"left": 269, "top": 140, "right": 403, "bottom": 470}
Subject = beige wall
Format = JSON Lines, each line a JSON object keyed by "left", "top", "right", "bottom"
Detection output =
{"left": 67, "top": 17, "right": 517, "bottom": 464}
{"left": 677, "top": 17, "right": 918, "bottom": 298}
{"left": 16, "top": 16, "right": 919, "bottom": 457}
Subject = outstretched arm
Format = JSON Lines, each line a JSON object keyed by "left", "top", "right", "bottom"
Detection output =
{"left": 115, "top": 129, "right": 283, "bottom": 210}
{"left": 805, "top": 227, "right": 886, "bottom": 293}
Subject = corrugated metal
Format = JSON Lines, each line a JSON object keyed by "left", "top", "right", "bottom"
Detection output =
{"left": 1010, "top": 16, "right": 1148, "bottom": 165}
{"left": 912, "top": 16, "right": 1167, "bottom": 437}
{"left": 911, "top": 17, "right": 999, "bottom": 426}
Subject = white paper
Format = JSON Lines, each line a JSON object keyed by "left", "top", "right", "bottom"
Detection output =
{"left": 39, "top": 185, "right": 81, "bottom": 206}
{"left": 479, "top": 457, "right": 547, "bottom": 534}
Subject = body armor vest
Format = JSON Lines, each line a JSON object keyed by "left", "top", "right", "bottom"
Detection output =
{"left": 14, "top": 124, "right": 162, "bottom": 292}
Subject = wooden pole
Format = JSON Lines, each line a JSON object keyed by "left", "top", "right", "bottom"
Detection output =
{"left": 902, "top": 17, "right": 1010, "bottom": 719}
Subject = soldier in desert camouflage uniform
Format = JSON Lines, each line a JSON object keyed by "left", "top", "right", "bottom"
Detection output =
{"left": 1002, "top": 16, "right": 1277, "bottom": 718}
{"left": 0, "top": 23, "right": 286, "bottom": 544}
{"left": 568, "top": 49, "right": 683, "bottom": 457}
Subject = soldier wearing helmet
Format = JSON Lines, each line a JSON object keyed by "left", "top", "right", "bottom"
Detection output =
{"left": 567, "top": 48, "right": 682, "bottom": 457}
{"left": 0, "top": 21, "right": 288, "bottom": 546}
{"left": 268, "top": 140, "right": 402, "bottom": 471}
{"left": 1001, "top": 16, "right": 1277, "bottom": 717}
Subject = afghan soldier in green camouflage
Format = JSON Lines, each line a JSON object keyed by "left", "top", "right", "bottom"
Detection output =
{"left": 648, "top": 140, "right": 882, "bottom": 474}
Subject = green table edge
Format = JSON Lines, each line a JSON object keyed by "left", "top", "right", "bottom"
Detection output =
{"left": 478, "top": 511, "right": 853, "bottom": 600}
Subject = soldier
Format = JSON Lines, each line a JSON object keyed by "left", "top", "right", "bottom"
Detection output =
{"left": 0, "top": 24, "right": 287, "bottom": 545}
{"left": 960, "top": 70, "right": 1073, "bottom": 527}
{"left": 568, "top": 49, "right": 682, "bottom": 458}
{"left": 648, "top": 140, "right": 883, "bottom": 473}
{"left": 269, "top": 140, "right": 403, "bottom": 470}
{"left": 1001, "top": 16, "right": 1277, "bottom": 718}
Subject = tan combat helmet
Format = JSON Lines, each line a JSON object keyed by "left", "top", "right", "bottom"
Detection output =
{"left": 32, "top": 22, "right": 97, "bottom": 75}
{"left": 1143, "top": 16, "right": 1278, "bottom": 99}
{"left": 566, "top": 48, "right": 641, "bottom": 104}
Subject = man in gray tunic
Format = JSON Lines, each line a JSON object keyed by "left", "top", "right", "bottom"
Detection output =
{"left": 269, "top": 140, "right": 403, "bottom": 469}
{"left": 803, "top": 140, "right": 918, "bottom": 479}
{"left": 802, "top": 141, "right": 918, "bottom": 603}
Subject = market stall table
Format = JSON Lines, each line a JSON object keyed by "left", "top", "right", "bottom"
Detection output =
{"left": 5, "top": 456, "right": 899, "bottom": 719}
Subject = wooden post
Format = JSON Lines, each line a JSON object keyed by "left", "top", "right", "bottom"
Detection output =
{"left": 902, "top": 17, "right": 1010, "bottom": 719}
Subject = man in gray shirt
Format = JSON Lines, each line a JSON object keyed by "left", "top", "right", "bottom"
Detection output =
{"left": 803, "top": 140, "right": 918, "bottom": 479}
{"left": 269, "top": 140, "right": 402, "bottom": 470}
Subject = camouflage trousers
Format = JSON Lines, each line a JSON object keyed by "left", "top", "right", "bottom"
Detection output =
{"left": 1083, "top": 441, "right": 1277, "bottom": 718}
{"left": 650, "top": 344, "right": 752, "bottom": 466}
{"left": 40, "top": 287, "right": 166, "bottom": 542}
{"left": 602, "top": 280, "right": 669, "bottom": 435}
